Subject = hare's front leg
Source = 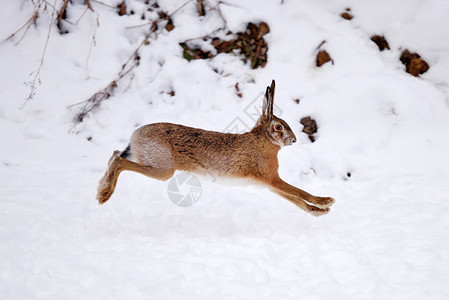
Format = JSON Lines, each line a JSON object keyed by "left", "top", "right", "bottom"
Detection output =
{"left": 273, "top": 177, "right": 334, "bottom": 208}
{"left": 271, "top": 189, "right": 330, "bottom": 217}
{"left": 268, "top": 177, "right": 334, "bottom": 216}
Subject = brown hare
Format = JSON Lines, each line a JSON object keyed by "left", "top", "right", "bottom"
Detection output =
{"left": 97, "top": 80, "right": 334, "bottom": 216}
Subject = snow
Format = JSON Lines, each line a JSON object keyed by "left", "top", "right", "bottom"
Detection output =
{"left": 1, "top": 0, "right": 449, "bottom": 299}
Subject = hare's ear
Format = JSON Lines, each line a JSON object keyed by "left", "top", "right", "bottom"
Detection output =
{"left": 262, "top": 80, "right": 275, "bottom": 122}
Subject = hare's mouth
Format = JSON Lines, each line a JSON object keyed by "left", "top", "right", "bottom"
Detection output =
{"left": 283, "top": 137, "right": 296, "bottom": 146}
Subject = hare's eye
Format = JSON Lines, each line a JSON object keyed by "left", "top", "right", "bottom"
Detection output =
{"left": 275, "top": 124, "right": 283, "bottom": 131}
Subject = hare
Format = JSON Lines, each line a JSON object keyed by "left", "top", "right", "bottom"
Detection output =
{"left": 97, "top": 80, "right": 334, "bottom": 216}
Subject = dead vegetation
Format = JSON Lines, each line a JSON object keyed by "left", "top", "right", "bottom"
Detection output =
{"left": 300, "top": 117, "right": 318, "bottom": 142}
{"left": 70, "top": 1, "right": 188, "bottom": 130}
{"left": 371, "top": 35, "right": 390, "bottom": 51}
{"left": 341, "top": 8, "right": 353, "bottom": 20}
{"left": 197, "top": 0, "right": 206, "bottom": 16}
{"left": 117, "top": 1, "right": 127, "bottom": 16}
{"left": 4, "top": 0, "right": 44, "bottom": 44}
{"left": 4, "top": 0, "right": 98, "bottom": 105}
{"left": 234, "top": 82, "right": 243, "bottom": 98}
{"left": 315, "top": 41, "right": 333, "bottom": 67}
{"left": 400, "top": 50, "right": 430, "bottom": 77}
{"left": 181, "top": 22, "right": 270, "bottom": 69}
{"left": 316, "top": 50, "right": 332, "bottom": 67}
{"left": 181, "top": 42, "right": 213, "bottom": 60}
{"left": 56, "top": 0, "right": 70, "bottom": 34}
{"left": 369, "top": 34, "right": 429, "bottom": 77}
{"left": 21, "top": 0, "right": 59, "bottom": 105}
{"left": 8, "top": 0, "right": 434, "bottom": 133}
{"left": 72, "top": 81, "right": 117, "bottom": 125}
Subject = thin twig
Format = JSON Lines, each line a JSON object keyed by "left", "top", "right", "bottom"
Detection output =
{"left": 211, "top": 1, "right": 232, "bottom": 31}
{"left": 181, "top": 1, "right": 230, "bottom": 44}
{"left": 3, "top": 18, "right": 32, "bottom": 43}
{"left": 182, "top": 27, "right": 225, "bottom": 43}
{"left": 85, "top": 12, "right": 100, "bottom": 70}
{"left": 315, "top": 40, "right": 326, "bottom": 50}
{"left": 4, "top": 0, "right": 44, "bottom": 45}
{"left": 124, "top": 73, "right": 135, "bottom": 93}
{"left": 70, "top": 0, "right": 196, "bottom": 129}
{"left": 23, "top": 0, "right": 58, "bottom": 107}
{"left": 169, "top": 0, "right": 194, "bottom": 17}
{"left": 126, "top": 0, "right": 193, "bottom": 30}
{"left": 74, "top": 6, "right": 89, "bottom": 25}
{"left": 70, "top": 26, "right": 157, "bottom": 130}
{"left": 85, "top": 0, "right": 95, "bottom": 11}
{"left": 90, "top": 0, "right": 116, "bottom": 9}
{"left": 42, "top": 0, "right": 58, "bottom": 11}
{"left": 70, "top": 80, "right": 118, "bottom": 128}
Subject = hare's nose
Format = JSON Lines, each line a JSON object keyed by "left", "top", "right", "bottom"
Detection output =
{"left": 292, "top": 139, "right": 296, "bottom": 143}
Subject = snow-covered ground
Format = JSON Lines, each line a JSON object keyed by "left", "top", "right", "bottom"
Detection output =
{"left": 1, "top": 0, "right": 449, "bottom": 298}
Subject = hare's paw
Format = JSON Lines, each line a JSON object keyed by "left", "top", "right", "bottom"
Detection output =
{"left": 96, "top": 154, "right": 121, "bottom": 204}
{"left": 97, "top": 184, "right": 113, "bottom": 204}
{"left": 309, "top": 205, "right": 330, "bottom": 217}
{"left": 97, "top": 173, "right": 115, "bottom": 204}
{"left": 307, "top": 196, "right": 335, "bottom": 209}
{"left": 318, "top": 197, "right": 335, "bottom": 208}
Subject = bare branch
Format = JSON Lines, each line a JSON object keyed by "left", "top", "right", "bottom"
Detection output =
{"left": 169, "top": 0, "right": 193, "bottom": 17}
{"left": 70, "top": 80, "right": 117, "bottom": 128}
{"left": 70, "top": 0, "right": 196, "bottom": 129}
{"left": 90, "top": 0, "right": 116, "bottom": 9}
{"left": 3, "top": 18, "right": 32, "bottom": 43}
{"left": 85, "top": 0, "right": 95, "bottom": 11}
{"left": 70, "top": 25, "right": 157, "bottom": 129}
{"left": 22, "top": 0, "right": 58, "bottom": 107}
{"left": 3, "top": 0, "right": 44, "bottom": 45}
{"left": 126, "top": 0, "right": 193, "bottom": 30}
{"left": 85, "top": 12, "right": 100, "bottom": 70}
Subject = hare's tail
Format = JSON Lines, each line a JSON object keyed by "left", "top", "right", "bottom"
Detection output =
{"left": 120, "top": 144, "right": 132, "bottom": 159}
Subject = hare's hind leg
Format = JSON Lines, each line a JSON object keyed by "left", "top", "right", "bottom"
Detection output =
{"left": 96, "top": 151, "right": 175, "bottom": 204}
{"left": 97, "top": 151, "right": 122, "bottom": 204}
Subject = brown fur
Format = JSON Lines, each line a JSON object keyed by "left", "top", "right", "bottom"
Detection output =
{"left": 97, "top": 80, "right": 334, "bottom": 216}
